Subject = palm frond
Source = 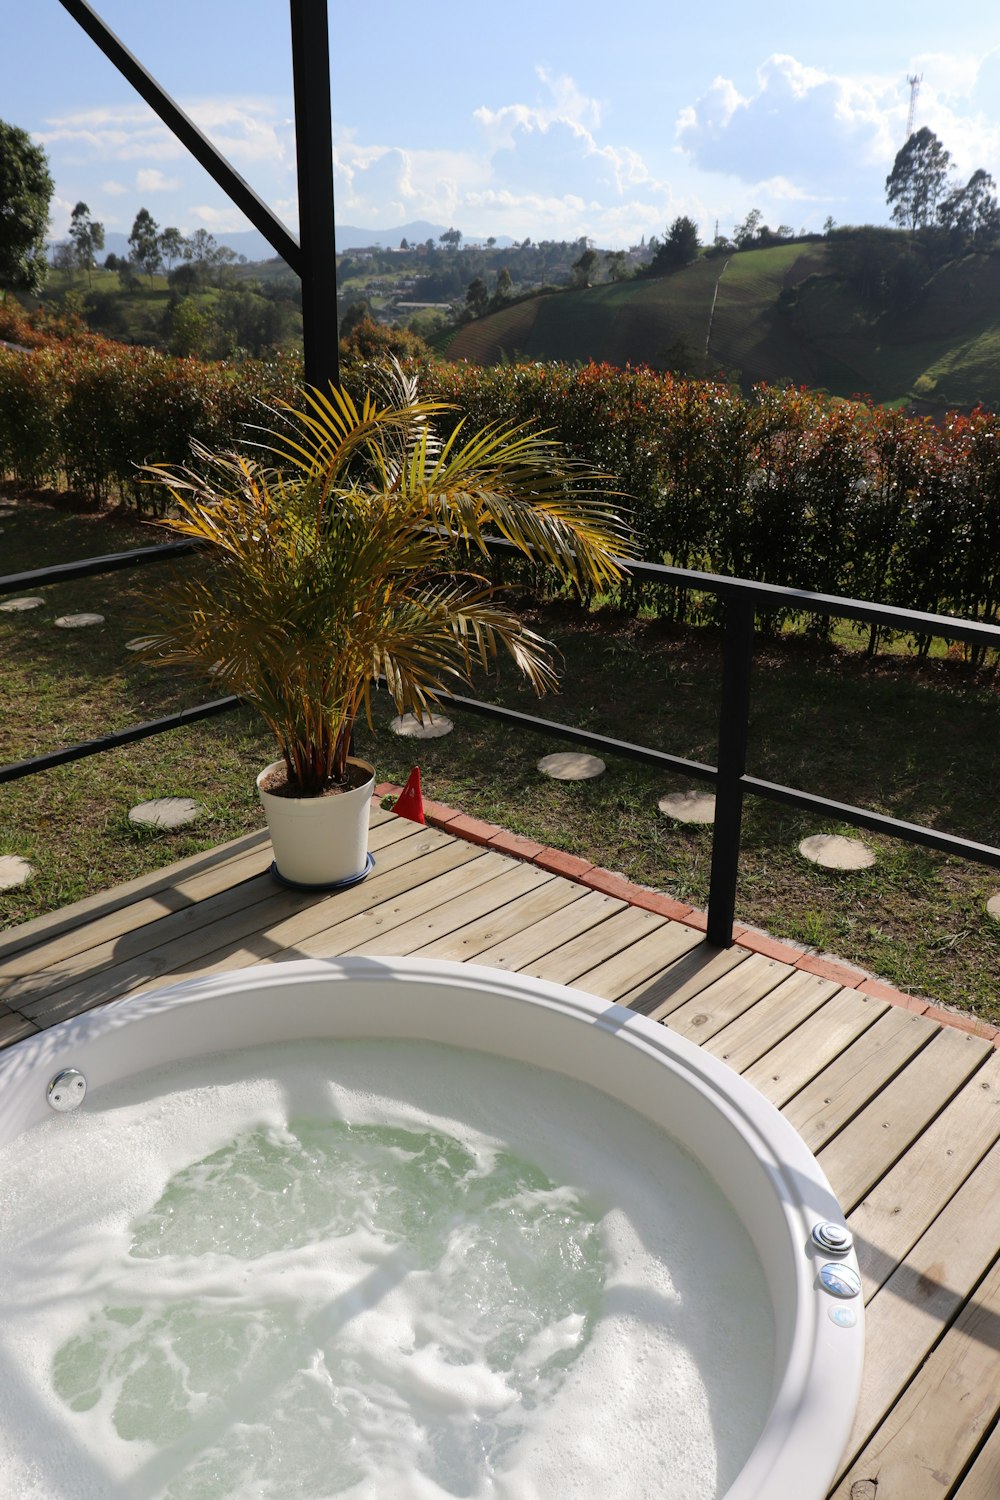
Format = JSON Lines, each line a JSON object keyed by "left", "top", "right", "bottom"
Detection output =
{"left": 141, "top": 372, "right": 632, "bottom": 791}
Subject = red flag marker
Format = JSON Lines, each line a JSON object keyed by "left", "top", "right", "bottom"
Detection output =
{"left": 394, "top": 766, "right": 425, "bottom": 824}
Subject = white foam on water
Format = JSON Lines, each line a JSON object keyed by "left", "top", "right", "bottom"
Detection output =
{"left": 0, "top": 1039, "right": 775, "bottom": 1500}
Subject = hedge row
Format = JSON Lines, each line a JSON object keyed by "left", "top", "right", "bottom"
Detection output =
{"left": 0, "top": 305, "right": 300, "bottom": 510}
{"left": 424, "top": 362, "right": 1000, "bottom": 645}
{"left": 3, "top": 308, "right": 1000, "bottom": 643}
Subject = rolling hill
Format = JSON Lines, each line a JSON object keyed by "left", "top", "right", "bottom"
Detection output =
{"left": 441, "top": 242, "right": 1000, "bottom": 413}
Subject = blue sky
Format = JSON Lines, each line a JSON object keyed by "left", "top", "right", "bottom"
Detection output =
{"left": 6, "top": 1, "right": 1000, "bottom": 250}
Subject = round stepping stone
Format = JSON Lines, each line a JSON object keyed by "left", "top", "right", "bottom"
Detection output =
{"left": 129, "top": 797, "right": 202, "bottom": 830}
{"left": 798, "top": 833, "right": 876, "bottom": 871}
{"left": 55, "top": 612, "right": 105, "bottom": 629}
{"left": 390, "top": 713, "right": 454, "bottom": 739}
{"left": 537, "top": 751, "right": 606, "bottom": 781}
{"left": 0, "top": 855, "right": 34, "bottom": 890}
{"left": 658, "top": 790, "right": 716, "bottom": 824}
{"left": 0, "top": 596, "right": 44, "bottom": 613}
{"left": 986, "top": 893, "right": 1000, "bottom": 922}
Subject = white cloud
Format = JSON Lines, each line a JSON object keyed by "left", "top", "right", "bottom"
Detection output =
{"left": 676, "top": 55, "right": 897, "bottom": 193}
{"left": 101, "top": 179, "right": 127, "bottom": 196}
{"left": 38, "top": 97, "right": 293, "bottom": 171}
{"left": 38, "top": 104, "right": 182, "bottom": 162}
{"left": 320, "top": 68, "right": 704, "bottom": 243}
{"left": 188, "top": 204, "right": 254, "bottom": 232}
{"left": 186, "top": 100, "right": 294, "bottom": 167}
{"left": 675, "top": 51, "right": 1000, "bottom": 217}
{"left": 136, "top": 168, "right": 182, "bottom": 193}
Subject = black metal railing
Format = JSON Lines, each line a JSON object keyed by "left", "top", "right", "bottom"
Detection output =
{"left": 5, "top": 540, "right": 1000, "bottom": 948}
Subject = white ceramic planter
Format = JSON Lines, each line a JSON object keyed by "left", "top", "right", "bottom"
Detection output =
{"left": 256, "top": 756, "right": 375, "bottom": 887}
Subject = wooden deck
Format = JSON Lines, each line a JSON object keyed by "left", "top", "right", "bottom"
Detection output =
{"left": 2, "top": 803, "right": 999, "bottom": 1499}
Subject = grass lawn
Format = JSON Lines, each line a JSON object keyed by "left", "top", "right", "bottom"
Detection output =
{"left": 3, "top": 494, "right": 1000, "bottom": 1021}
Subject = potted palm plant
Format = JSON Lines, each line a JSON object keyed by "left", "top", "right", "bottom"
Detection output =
{"left": 140, "top": 366, "right": 631, "bottom": 888}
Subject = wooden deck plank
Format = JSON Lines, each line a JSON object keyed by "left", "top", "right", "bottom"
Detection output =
{"left": 0, "top": 810, "right": 420, "bottom": 1008}
{"left": 664, "top": 952, "right": 793, "bottom": 1044}
{"left": 816, "top": 1027, "right": 993, "bottom": 1212}
{"left": 831, "top": 1253, "right": 1000, "bottom": 1499}
{"left": 470, "top": 889, "right": 627, "bottom": 972}
{"left": 776, "top": 1005, "right": 936, "bottom": 1147}
{"left": 0, "top": 1005, "right": 38, "bottom": 1046}
{"left": 123, "top": 839, "right": 495, "bottom": 996}
{"left": 334, "top": 856, "right": 551, "bottom": 957}
{"left": 103, "top": 839, "right": 494, "bottom": 997}
{"left": 741, "top": 987, "right": 890, "bottom": 1107}
{"left": 18, "top": 837, "right": 486, "bottom": 1025}
{"left": 622, "top": 943, "right": 750, "bottom": 1017}
{"left": 412, "top": 876, "right": 587, "bottom": 962}
{"left": 0, "top": 806, "right": 413, "bottom": 980}
{"left": 570, "top": 919, "right": 704, "bottom": 1001}
{"left": 191, "top": 827, "right": 480, "bottom": 959}
{"left": 954, "top": 1421, "right": 1000, "bottom": 1499}
{"left": 0, "top": 827, "right": 272, "bottom": 962}
{"left": 850, "top": 1050, "right": 1000, "bottom": 1302}
{"left": 521, "top": 904, "right": 669, "bottom": 986}
{"left": 838, "top": 1135, "right": 1000, "bottom": 1480}
{"left": 0, "top": 844, "right": 276, "bottom": 983}
{"left": 702, "top": 970, "right": 840, "bottom": 1072}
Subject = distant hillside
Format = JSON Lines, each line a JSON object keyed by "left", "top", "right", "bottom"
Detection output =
{"left": 442, "top": 242, "right": 1000, "bottom": 413}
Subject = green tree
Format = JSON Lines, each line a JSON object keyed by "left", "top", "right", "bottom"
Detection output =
{"left": 650, "top": 215, "right": 701, "bottom": 273}
{"left": 734, "top": 209, "right": 763, "bottom": 248}
{"left": 0, "top": 118, "right": 53, "bottom": 295}
{"left": 886, "top": 128, "right": 951, "bottom": 230}
{"left": 68, "top": 201, "right": 104, "bottom": 287}
{"left": 439, "top": 227, "right": 462, "bottom": 249}
{"left": 571, "top": 247, "right": 599, "bottom": 287}
{"left": 158, "top": 226, "right": 186, "bottom": 271}
{"left": 129, "top": 207, "right": 162, "bottom": 282}
{"left": 339, "top": 299, "right": 371, "bottom": 338}
{"left": 211, "top": 242, "right": 241, "bottom": 289}
{"left": 164, "top": 295, "right": 215, "bottom": 360}
{"left": 937, "top": 169, "right": 1000, "bottom": 242}
{"left": 492, "top": 266, "right": 513, "bottom": 303}
{"left": 605, "top": 249, "right": 629, "bottom": 281}
{"left": 183, "top": 228, "right": 218, "bottom": 289}
{"left": 464, "top": 276, "right": 489, "bottom": 317}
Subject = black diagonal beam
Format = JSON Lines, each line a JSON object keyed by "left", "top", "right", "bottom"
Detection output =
{"left": 57, "top": 0, "right": 300, "bottom": 269}
{"left": 290, "top": 0, "right": 340, "bottom": 390}
{"left": 57, "top": 2, "right": 343, "bottom": 345}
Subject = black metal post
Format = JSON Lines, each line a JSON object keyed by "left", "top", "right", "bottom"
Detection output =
{"left": 290, "top": 0, "right": 340, "bottom": 392}
{"left": 706, "top": 597, "right": 755, "bottom": 946}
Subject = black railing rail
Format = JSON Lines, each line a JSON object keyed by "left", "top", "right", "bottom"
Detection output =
{"left": 0, "top": 540, "right": 197, "bottom": 598}
{"left": 5, "top": 540, "right": 1000, "bottom": 947}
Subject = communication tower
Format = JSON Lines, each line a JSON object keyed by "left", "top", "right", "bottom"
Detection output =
{"left": 905, "top": 74, "right": 922, "bottom": 140}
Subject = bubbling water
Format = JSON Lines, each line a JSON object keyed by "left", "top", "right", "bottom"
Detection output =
{"left": 0, "top": 1038, "right": 774, "bottom": 1499}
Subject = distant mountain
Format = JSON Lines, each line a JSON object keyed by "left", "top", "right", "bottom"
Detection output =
{"left": 337, "top": 222, "right": 517, "bottom": 251}
{"left": 50, "top": 222, "right": 516, "bottom": 266}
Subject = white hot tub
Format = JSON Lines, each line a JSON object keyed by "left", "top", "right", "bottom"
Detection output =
{"left": 0, "top": 957, "right": 863, "bottom": 1499}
